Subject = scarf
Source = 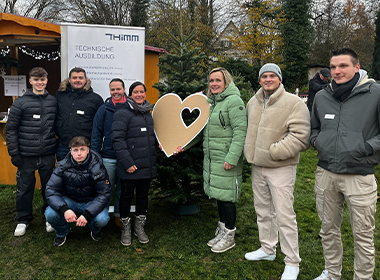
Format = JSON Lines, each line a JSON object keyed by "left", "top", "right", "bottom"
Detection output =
{"left": 331, "top": 72, "right": 360, "bottom": 102}
{"left": 126, "top": 96, "right": 152, "bottom": 114}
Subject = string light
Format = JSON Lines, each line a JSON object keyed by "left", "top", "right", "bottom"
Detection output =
{"left": 19, "top": 46, "right": 61, "bottom": 61}
{"left": 0, "top": 47, "right": 11, "bottom": 57}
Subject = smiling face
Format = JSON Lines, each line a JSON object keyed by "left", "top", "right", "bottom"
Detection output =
{"left": 330, "top": 54, "right": 360, "bottom": 84}
{"left": 70, "top": 145, "right": 89, "bottom": 164}
{"left": 131, "top": 85, "right": 146, "bottom": 104}
{"left": 29, "top": 76, "right": 48, "bottom": 95}
{"left": 259, "top": 72, "right": 281, "bottom": 95}
{"left": 110, "top": 81, "right": 125, "bottom": 102}
{"left": 209, "top": 71, "right": 226, "bottom": 95}
{"left": 69, "top": 71, "right": 86, "bottom": 90}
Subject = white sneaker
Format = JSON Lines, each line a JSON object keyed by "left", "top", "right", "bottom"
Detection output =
{"left": 281, "top": 265, "right": 299, "bottom": 280}
{"left": 14, "top": 223, "right": 29, "bottom": 237}
{"left": 313, "top": 270, "right": 338, "bottom": 280}
{"left": 245, "top": 248, "right": 276, "bottom": 261}
{"left": 46, "top": 221, "right": 54, "bottom": 233}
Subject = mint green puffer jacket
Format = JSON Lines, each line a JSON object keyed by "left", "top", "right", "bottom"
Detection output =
{"left": 203, "top": 83, "right": 247, "bottom": 202}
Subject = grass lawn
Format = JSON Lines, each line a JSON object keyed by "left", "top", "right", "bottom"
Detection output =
{"left": 0, "top": 148, "right": 379, "bottom": 279}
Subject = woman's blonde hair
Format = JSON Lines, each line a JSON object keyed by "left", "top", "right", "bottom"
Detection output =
{"left": 207, "top": 67, "right": 234, "bottom": 97}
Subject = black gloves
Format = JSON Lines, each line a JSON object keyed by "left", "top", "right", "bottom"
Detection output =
{"left": 11, "top": 155, "right": 21, "bottom": 167}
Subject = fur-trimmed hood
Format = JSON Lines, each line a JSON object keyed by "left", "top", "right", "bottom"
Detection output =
{"left": 57, "top": 77, "right": 92, "bottom": 92}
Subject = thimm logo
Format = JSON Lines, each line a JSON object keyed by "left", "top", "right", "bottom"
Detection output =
{"left": 105, "top": 33, "right": 139, "bottom": 41}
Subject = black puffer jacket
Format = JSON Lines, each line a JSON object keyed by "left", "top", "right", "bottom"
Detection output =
{"left": 307, "top": 73, "right": 329, "bottom": 111}
{"left": 55, "top": 78, "right": 104, "bottom": 146}
{"left": 5, "top": 89, "right": 57, "bottom": 157}
{"left": 45, "top": 150, "right": 111, "bottom": 221}
{"left": 111, "top": 100, "right": 157, "bottom": 180}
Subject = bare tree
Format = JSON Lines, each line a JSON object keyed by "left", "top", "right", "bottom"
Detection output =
{"left": 309, "top": 0, "right": 375, "bottom": 69}
{"left": 1, "top": 0, "right": 69, "bottom": 22}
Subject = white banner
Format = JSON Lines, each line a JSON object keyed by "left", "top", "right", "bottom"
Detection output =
{"left": 60, "top": 23, "right": 145, "bottom": 100}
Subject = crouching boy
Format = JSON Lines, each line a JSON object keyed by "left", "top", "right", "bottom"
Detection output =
{"left": 45, "top": 136, "right": 111, "bottom": 246}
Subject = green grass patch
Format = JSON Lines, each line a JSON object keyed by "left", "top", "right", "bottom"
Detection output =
{"left": 0, "top": 149, "right": 379, "bottom": 279}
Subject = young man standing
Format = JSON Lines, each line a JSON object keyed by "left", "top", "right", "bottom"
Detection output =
{"left": 311, "top": 48, "right": 380, "bottom": 280}
{"left": 45, "top": 136, "right": 111, "bottom": 247}
{"left": 5, "top": 67, "right": 57, "bottom": 236}
{"left": 244, "top": 63, "right": 310, "bottom": 280}
{"left": 55, "top": 67, "right": 103, "bottom": 161}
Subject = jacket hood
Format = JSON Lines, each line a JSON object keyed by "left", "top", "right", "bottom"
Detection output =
{"left": 207, "top": 82, "right": 241, "bottom": 103}
{"left": 58, "top": 77, "right": 92, "bottom": 92}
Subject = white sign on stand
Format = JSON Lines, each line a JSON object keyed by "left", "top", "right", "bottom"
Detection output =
{"left": 4, "top": 75, "right": 27, "bottom": 96}
{"left": 60, "top": 23, "right": 145, "bottom": 100}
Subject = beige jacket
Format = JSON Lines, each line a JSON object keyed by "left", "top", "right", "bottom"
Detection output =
{"left": 244, "top": 84, "right": 310, "bottom": 167}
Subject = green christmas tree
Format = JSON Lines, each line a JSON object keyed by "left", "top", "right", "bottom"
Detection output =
{"left": 153, "top": 29, "right": 208, "bottom": 205}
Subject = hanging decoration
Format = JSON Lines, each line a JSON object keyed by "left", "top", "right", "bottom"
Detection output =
{"left": 0, "top": 47, "right": 11, "bottom": 57}
{"left": 19, "top": 46, "right": 60, "bottom": 61}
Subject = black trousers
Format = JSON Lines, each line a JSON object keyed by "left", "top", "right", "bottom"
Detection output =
{"left": 119, "top": 178, "right": 151, "bottom": 218}
{"left": 15, "top": 154, "right": 55, "bottom": 223}
{"left": 217, "top": 200, "right": 236, "bottom": 230}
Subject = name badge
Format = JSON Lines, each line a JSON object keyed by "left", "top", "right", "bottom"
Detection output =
{"left": 324, "top": 114, "right": 335, "bottom": 120}
{"left": 77, "top": 110, "right": 85, "bottom": 115}
{"left": 33, "top": 115, "right": 40, "bottom": 119}
{"left": 141, "top": 127, "right": 147, "bottom": 132}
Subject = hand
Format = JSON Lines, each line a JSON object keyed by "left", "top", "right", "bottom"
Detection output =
{"left": 76, "top": 215, "right": 88, "bottom": 227}
{"left": 11, "top": 155, "right": 21, "bottom": 167}
{"left": 224, "top": 162, "right": 234, "bottom": 171}
{"left": 127, "top": 165, "right": 137, "bottom": 173}
{"left": 173, "top": 146, "right": 184, "bottom": 155}
{"left": 64, "top": 209, "right": 77, "bottom": 223}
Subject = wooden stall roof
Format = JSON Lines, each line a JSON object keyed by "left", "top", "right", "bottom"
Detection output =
{"left": 0, "top": 13, "right": 61, "bottom": 47}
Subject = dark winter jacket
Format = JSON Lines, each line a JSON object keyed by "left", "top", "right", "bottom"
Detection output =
{"left": 203, "top": 83, "right": 247, "bottom": 202}
{"left": 45, "top": 149, "right": 111, "bottom": 221}
{"left": 307, "top": 73, "right": 329, "bottom": 111}
{"left": 5, "top": 89, "right": 57, "bottom": 157}
{"left": 310, "top": 69, "right": 380, "bottom": 175}
{"left": 91, "top": 97, "right": 122, "bottom": 159}
{"left": 111, "top": 99, "right": 157, "bottom": 180}
{"left": 55, "top": 78, "right": 104, "bottom": 146}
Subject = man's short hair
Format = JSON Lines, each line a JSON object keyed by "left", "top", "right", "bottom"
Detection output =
{"left": 69, "top": 67, "right": 86, "bottom": 78}
{"left": 69, "top": 136, "right": 90, "bottom": 148}
{"left": 331, "top": 48, "right": 359, "bottom": 65}
{"left": 110, "top": 78, "right": 125, "bottom": 88}
{"left": 29, "top": 67, "right": 48, "bottom": 78}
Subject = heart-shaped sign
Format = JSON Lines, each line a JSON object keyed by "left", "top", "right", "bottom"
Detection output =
{"left": 152, "top": 93, "right": 210, "bottom": 157}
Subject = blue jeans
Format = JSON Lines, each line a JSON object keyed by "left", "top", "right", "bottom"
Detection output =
{"left": 103, "top": 158, "right": 121, "bottom": 217}
{"left": 45, "top": 197, "right": 109, "bottom": 237}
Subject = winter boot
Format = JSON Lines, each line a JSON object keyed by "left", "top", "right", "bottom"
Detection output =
{"left": 120, "top": 217, "right": 131, "bottom": 246}
{"left": 134, "top": 215, "right": 149, "bottom": 244}
{"left": 211, "top": 227, "right": 236, "bottom": 253}
{"left": 207, "top": 221, "right": 226, "bottom": 247}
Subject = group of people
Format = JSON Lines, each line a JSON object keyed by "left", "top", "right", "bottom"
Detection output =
{"left": 4, "top": 47, "right": 379, "bottom": 280}
{"left": 5, "top": 67, "right": 156, "bottom": 248}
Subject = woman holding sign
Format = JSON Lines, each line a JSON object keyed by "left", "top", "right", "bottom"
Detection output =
{"left": 112, "top": 81, "right": 157, "bottom": 246}
{"left": 203, "top": 67, "right": 247, "bottom": 253}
